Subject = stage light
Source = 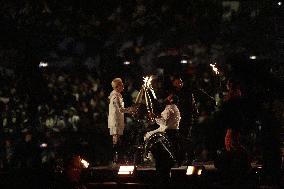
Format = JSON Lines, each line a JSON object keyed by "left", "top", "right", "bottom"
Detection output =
{"left": 118, "top": 165, "right": 135, "bottom": 175}
{"left": 39, "top": 61, "right": 48, "bottom": 67}
{"left": 40, "top": 143, "right": 47, "bottom": 148}
{"left": 123, "top": 61, "right": 131, "bottom": 65}
{"left": 278, "top": 1, "right": 282, "bottom": 6}
{"left": 81, "top": 159, "right": 89, "bottom": 168}
{"left": 197, "top": 169, "right": 202, "bottom": 176}
{"left": 249, "top": 55, "right": 257, "bottom": 60}
{"left": 181, "top": 59, "right": 188, "bottom": 64}
{"left": 256, "top": 165, "right": 262, "bottom": 174}
{"left": 186, "top": 166, "right": 195, "bottom": 175}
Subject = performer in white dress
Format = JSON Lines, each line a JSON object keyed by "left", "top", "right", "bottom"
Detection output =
{"left": 108, "top": 78, "right": 135, "bottom": 163}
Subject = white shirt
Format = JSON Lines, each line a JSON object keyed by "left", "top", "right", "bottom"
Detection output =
{"left": 144, "top": 104, "right": 181, "bottom": 140}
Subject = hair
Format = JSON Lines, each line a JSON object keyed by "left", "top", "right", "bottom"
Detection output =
{"left": 111, "top": 78, "right": 123, "bottom": 89}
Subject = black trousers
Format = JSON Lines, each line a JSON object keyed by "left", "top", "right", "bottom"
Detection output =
{"left": 153, "top": 129, "right": 180, "bottom": 186}
{"left": 165, "top": 129, "right": 182, "bottom": 164}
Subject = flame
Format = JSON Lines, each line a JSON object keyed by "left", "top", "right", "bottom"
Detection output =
{"left": 133, "top": 75, "right": 157, "bottom": 122}
{"left": 143, "top": 76, "right": 152, "bottom": 88}
{"left": 143, "top": 75, "right": 156, "bottom": 99}
{"left": 210, "top": 63, "right": 219, "bottom": 75}
{"left": 150, "top": 88, "right": 157, "bottom": 99}
{"left": 80, "top": 159, "right": 89, "bottom": 168}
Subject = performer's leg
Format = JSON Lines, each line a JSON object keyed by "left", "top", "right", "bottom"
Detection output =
{"left": 154, "top": 147, "right": 172, "bottom": 188}
{"left": 114, "top": 134, "right": 127, "bottom": 163}
{"left": 113, "top": 134, "right": 120, "bottom": 145}
{"left": 166, "top": 129, "right": 182, "bottom": 166}
{"left": 117, "top": 134, "right": 126, "bottom": 163}
{"left": 178, "top": 120, "right": 193, "bottom": 163}
{"left": 175, "top": 131, "right": 183, "bottom": 166}
{"left": 112, "top": 135, "right": 119, "bottom": 164}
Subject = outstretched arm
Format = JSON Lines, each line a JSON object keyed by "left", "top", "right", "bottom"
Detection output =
{"left": 113, "top": 96, "right": 136, "bottom": 114}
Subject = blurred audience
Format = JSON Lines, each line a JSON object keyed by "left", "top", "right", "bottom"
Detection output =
{"left": 0, "top": 1, "right": 282, "bottom": 174}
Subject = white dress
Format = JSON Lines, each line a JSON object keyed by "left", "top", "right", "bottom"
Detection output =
{"left": 108, "top": 90, "right": 127, "bottom": 135}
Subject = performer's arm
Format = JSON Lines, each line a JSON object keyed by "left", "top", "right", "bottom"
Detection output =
{"left": 121, "top": 106, "right": 135, "bottom": 114}
{"left": 114, "top": 95, "right": 134, "bottom": 114}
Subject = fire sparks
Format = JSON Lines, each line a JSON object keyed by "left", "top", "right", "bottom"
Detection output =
{"left": 143, "top": 75, "right": 157, "bottom": 99}
{"left": 81, "top": 159, "right": 89, "bottom": 168}
{"left": 133, "top": 75, "right": 157, "bottom": 123}
{"left": 143, "top": 76, "right": 152, "bottom": 88}
{"left": 210, "top": 63, "right": 220, "bottom": 75}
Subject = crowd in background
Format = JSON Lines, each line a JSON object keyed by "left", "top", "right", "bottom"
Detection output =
{"left": 1, "top": 57, "right": 278, "bottom": 170}
{"left": 0, "top": 61, "right": 220, "bottom": 166}
{"left": 0, "top": 1, "right": 282, "bottom": 178}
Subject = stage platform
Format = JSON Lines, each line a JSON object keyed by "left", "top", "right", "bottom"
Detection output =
{"left": 81, "top": 162, "right": 264, "bottom": 189}
{"left": 0, "top": 162, "right": 276, "bottom": 189}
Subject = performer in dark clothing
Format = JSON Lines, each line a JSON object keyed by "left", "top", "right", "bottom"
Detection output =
{"left": 169, "top": 78, "right": 193, "bottom": 138}
{"left": 212, "top": 55, "right": 282, "bottom": 186}
{"left": 214, "top": 128, "right": 251, "bottom": 183}
{"left": 208, "top": 77, "right": 248, "bottom": 153}
{"left": 211, "top": 78, "right": 252, "bottom": 186}
{"left": 166, "top": 77, "right": 194, "bottom": 164}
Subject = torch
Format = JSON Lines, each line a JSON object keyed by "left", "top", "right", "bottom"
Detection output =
{"left": 210, "top": 63, "right": 222, "bottom": 106}
{"left": 133, "top": 75, "right": 157, "bottom": 123}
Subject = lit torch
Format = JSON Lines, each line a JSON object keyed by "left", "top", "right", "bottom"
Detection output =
{"left": 142, "top": 76, "right": 155, "bottom": 114}
{"left": 210, "top": 63, "right": 219, "bottom": 75}
{"left": 210, "top": 63, "right": 222, "bottom": 105}
{"left": 133, "top": 75, "right": 157, "bottom": 123}
{"left": 80, "top": 158, "right": 89, "bottom": 168}
{"left": 143, "top": 75, "right": 157, "bottom": 99}
{"left": 143, "top": 76, "right": 151, "bottom": 88}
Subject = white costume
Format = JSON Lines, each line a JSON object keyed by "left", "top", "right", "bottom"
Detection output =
{"left": 144, "top": 104, "right": 181, "bottom": 140}
{"left": 108, "top": 90, "right": 131, "bottom": 135}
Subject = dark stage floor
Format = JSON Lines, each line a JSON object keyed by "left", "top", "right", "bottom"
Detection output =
{"left": 0, "top": 162, "right": 281, "bottom": 189}
{"left": 81, "top": 162, "right": 268, "bottom": 189}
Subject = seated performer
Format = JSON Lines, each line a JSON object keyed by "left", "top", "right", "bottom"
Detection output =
{"left": 108, "top": 78, "right": 136, "bottom": 164}
{"left": 144, "top": 95, "right": 180, "bottom": 140}
{"left": 146, "top": 94, "right": 181, "bottom": 186}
